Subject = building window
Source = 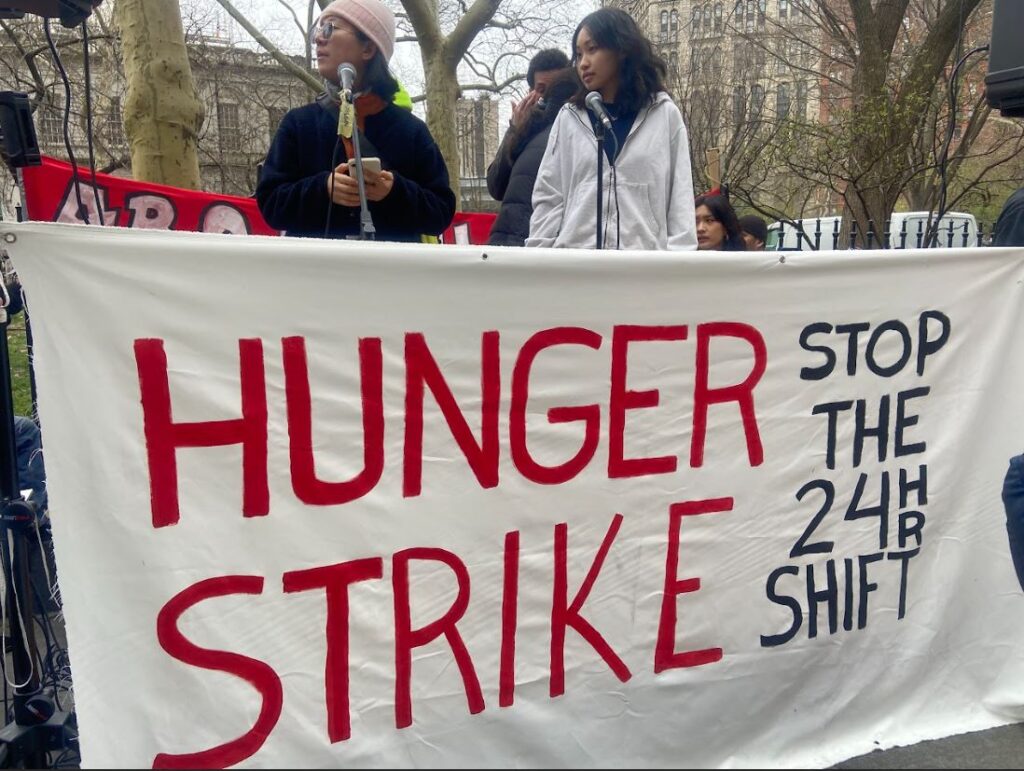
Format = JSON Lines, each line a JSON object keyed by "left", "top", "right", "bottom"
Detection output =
{"left": 669, "top": 50, "right": 679, "bottom": 74}
{"left": 733, "top": 41, "right": 745, "bottom": 72}
{"left": 217, "top": 102, "right": 240, "bottom": 151}
{"left": 750, "top": 83, "right": 765, "bottom": 115}
{"left": 770, "top": 38, "right": 786, "bottom": 72}
{"left": 267, "top": 106, "right": 286, "bottom": 142}
{"left": 692, "top": 5, "right": 701, "bottom": 35}
{"left": 692, "top": 46, "right": 702, "bottom": 77}
{"left": 661, "top": 10, "right": 669, "bottom": 37}
{"left": 38, "top": 109, "right": 62, "bottom": 146}
{"left": 779, "top": 0, "right": 788, "bottom": 19}
{"left": 712, "top": 47, "right": 723, "bottom": 75}
{"left": 795, "top": 80, "right": 807, "bottom": 119}
{"left": 776, "top": 82, "right": 790, "bottom": 118}
{"left": 745, "top": 0, "right": 754, "bottom": 31}
{"left": 733, "top": 85, "right": 746, "bottom": 125}
{"left": 703, "top": 2, "right": 712, "bottom": 31}
{"left": 105, "top": 96, "right": 125, "bottom": 145}
{"left": 713, "top": 3, "right": 722, "bottom": 32}
{"left": 671, "top": 9, "right": 679, "bottom": 39}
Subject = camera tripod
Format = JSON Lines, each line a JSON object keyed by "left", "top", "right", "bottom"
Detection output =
{"left": 0, "top": 91, "right": 77, "bottom": 768}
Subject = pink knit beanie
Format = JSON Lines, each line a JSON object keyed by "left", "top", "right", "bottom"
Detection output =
{"left": 319, "top": 0, "right": 396, "bottom": 62}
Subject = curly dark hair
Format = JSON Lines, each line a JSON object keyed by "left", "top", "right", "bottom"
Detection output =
{"left": 527, "top": 48, "right": 571, "bottom": 89}
{"left": 695, "top": 193, "right": 747, "bottom": 251}
{"left": 570, "top": 7, "right": 669, "bottom": 114}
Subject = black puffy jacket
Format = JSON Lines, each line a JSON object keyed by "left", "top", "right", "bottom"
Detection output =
{"left": 486, "top": 79, "right": 577, "bottom": 247}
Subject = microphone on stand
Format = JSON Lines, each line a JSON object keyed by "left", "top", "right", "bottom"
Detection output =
{"left": 335, "top": 62, "right": 375, "bottom": 240}
{"left": 336, "top": 63, "right": 356, "bottom": 139}
{"left": 337, "top": 62, "right": 356, "bottom": 99}
{"left": 585, "top": 91, "right": 614, "bottom": 132}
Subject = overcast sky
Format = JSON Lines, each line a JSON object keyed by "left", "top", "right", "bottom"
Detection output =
{"left": 183, "top": 0, "right": 594, "bottom": 120}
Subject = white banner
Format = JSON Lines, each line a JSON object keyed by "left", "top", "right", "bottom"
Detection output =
{"left": 5, "top": 222, "right": 1024, "bottom": 769}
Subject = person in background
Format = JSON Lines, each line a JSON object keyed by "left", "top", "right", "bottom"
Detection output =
{"left": 2, "top": 279, "right": 47, "bottom": 515}
{"left": 994, "top": 187, "right": 1024, "bottom": 247}
{"left": 487, "top": 50, "right": 572, "bottom": 246}
{"left": 738, "top": 214, "right": 768, "bottom": 251}
{"left": 695, "top": 193, "right": 746, "bottom": 251}
{"left": 257, "top": 0, "right": 455, "bottom": 242}
{"left": 526, "top": 8, "right": 697, "bottom": 250}
{"left": 998, "top": 187, "right": 1024, "bottom": 592}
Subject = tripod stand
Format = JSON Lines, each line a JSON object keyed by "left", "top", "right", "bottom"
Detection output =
{"left": 0, "top": 281, "right": 75, "bottom": 768}
{"left": 0, "top": 91, "right": 76, "bottom": 768}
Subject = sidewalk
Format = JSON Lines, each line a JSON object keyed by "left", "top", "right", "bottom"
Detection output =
{"left": 833, "top": 723, "right": 1024, "bottom": 769}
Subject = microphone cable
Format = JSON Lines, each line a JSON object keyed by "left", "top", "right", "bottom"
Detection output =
{"left": 324, "top": 136, "right": 343, "bottom": 238}
{"left": 43, "top": 18, "right": 89, "bottom": 225}
{"left": 81, "top": 18, "right": 103, "bottom": 223}
{"left": 603, "top": 119, "right": 620, "bottom": 250}
{"left": 599, "top": 121, "right": 620, "bottom": 250}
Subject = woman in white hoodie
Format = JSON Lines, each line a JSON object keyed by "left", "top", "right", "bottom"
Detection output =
{"left": 526, "top": 8, "right": 697, "bottom": 251}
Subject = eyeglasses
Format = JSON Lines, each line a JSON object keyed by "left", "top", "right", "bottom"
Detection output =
{"left": 309, "top": 20, "right": 339, "bottom": 45}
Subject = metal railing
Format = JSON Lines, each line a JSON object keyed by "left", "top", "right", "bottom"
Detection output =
{"left": 769, "top": 217, "right": 995, "bottom": 251}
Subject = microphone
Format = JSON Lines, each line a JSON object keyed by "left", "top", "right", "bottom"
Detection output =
{"left": 585, "top": 91, "right": 614, "bottom": 132}
{"left": 337, "top": 63, "right": 356, "bottom": 96}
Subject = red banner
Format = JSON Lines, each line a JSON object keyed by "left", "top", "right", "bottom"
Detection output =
{"left": 20, "top": 156, "right": 495, "bottom": 244}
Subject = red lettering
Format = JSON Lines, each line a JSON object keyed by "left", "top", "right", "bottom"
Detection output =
{"left": 510, "top": 327, "right": 602, "bottom": 484}
{"left": 282, "top": 558, "right": 384, "bottom": 743}
{"left": 135, "top": 339, "right": 268, "bottom": 528}
{"left": 392, "top": 548, "right": 485, "bottom": 728}
{"left": 153, "top": 576, "right": 282, "bottom": 769}
{"left": 550, "top": 514, "right": 632, "bottom": 697}
{"left": 654, "top": 498, "right": 732, "bottom": 672}
{"left": 403, "top": 332, "right": 500, "bottom": 497}
{"left": 608, "top": 325, "right": 689, "bottom": 478}
{"left": 283, "top": 336, "right": 385, "bottom": 506}
{"left": 691, "top": 323, "right": 767, "bottom": 467}
{"left": 499, "top": 530, "right": 520, "bottom": 708}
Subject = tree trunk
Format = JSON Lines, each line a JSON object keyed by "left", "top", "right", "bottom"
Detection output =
{"left": 114, "top": 0, "right": 204, "bottom": 189}
{"left": 423, "top": 48, "right": 462, "bottom": 207}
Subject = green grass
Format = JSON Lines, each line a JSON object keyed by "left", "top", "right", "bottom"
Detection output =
{"left": 6, "top": 321, "right": 33, "bottom": 418}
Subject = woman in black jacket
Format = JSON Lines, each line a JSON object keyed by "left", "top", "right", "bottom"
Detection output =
{"left": 257, "top": 0, "right": 455, "bottom": 242}
{"left": 487, "top": 72, "right": 577, "bottom": 247}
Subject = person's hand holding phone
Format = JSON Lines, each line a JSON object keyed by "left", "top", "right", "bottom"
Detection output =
{"left": 326, "top": 158, "right": 394, "bottom": 206}
{"left": 356, "top": 161, "right": 394, "bottom": 202}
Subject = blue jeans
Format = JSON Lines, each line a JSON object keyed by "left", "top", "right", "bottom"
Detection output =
{"left": 1001, "top": 454, "right": 1024, "bottom": 591}
{"left": 14, "top": 416, "right": 47, "bottom": 514}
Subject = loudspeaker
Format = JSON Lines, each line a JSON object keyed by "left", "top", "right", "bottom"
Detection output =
{"left": 0, "top": 0, "right": 102, "bottom": 28}
{"left": 0, "top": 92, "right": 41, "bottom": 169}
{"left": 985, "top": 0, "right": 1024, "bottom": 118}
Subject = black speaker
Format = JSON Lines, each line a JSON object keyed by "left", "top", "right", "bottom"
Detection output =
{"left": 985, "top": 0, "right": 1024, "bottom": 118}
{"left": 0, "top": 92, "right": 41, "bottom": 169}
{"left": 0, "top": 0, "right": 101, "bottom": 28}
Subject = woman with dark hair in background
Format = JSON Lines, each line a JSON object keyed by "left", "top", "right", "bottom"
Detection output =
{"left": 257, "top": 0, "right": 455, "bottom": 242}
{"left": 526, "top": 7, "right": 697, "bottom": 250}
{"left": 694, "top": 193, "right": 746, "bottom": 251}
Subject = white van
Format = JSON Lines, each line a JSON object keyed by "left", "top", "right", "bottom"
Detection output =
{"left": 766, "top": 211, "right": 979, "bottom": 251}
{"left": 889, "top": 211, "right": 978, "bottom": 249}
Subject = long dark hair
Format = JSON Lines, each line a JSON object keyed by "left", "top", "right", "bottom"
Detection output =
{"left": 570, "top": 8, "right": 669, "bottom": 114}
{"left": 353, "top": 29, "right": 399, "bottom": 102}
{"left": 695, "top": 193, "right": 746, "bottom": 251}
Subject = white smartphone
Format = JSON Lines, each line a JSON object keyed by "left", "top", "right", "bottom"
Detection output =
{"left": 350, "top": 157, "right": 382, "bottom": 175}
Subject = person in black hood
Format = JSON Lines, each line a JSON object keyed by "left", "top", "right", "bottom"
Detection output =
{"left": 487, "top": 66, "right": 576, "bottom": 247}
{"left": 994, "top": 187, "right": 1024, "bottom": 247}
